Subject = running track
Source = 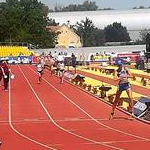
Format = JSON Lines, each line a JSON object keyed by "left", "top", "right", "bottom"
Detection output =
{"left": 0, "top": 64, "right": 150, "bottom": 150}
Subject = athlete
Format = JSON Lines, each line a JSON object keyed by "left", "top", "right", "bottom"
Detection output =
{"left": 37, "top": 61, "right": 44, "bottom": 84}
{"left": 57, "top": 61, "right": 65, "bottom": 84}
{"left": 109, "top": 61, "right": 134, "bottom": 119}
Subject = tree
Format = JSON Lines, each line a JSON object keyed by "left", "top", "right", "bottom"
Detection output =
{"left": 104, "top": 22, "right": 131, "bottom": 42}
{"left": 75, "top": 17, "right": 94, "bottom": 47}
{"left": 48, "top": 19, "right": 59, "bottom": 26}
{"left": 75, "top": 17, "right": 105, "bottom": 47}
{"left": 90, "top": 28, "right": 105, "bottom": 46}
{"left": 0, "top": 0, "right": 57, "bottom": 48}
{"left": 139, "top": 29, "right": 150, "bottom": 43}
{"left": 54, "top": 0, "right": 98, "bottom": 12}
{"left": 80, "top": 0, "right": 98, "bottom": 11}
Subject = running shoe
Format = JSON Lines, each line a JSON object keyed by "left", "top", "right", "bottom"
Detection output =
{"left": 109, "top": 112, "right": 114, "bottom": 119}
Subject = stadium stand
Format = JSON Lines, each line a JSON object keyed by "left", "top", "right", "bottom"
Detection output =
{"left": 0, "top": 46, "right": 34, "bottom": 57}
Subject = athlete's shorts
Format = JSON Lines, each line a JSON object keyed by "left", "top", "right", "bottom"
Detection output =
{"left": 60, "top": 69, "right": 64, "bottom": 72}
{"left": 37, "top": 70, "right": 43, "bottom": 77}
{"left": 117, "top": 82, "right": 130, "bottom": 91}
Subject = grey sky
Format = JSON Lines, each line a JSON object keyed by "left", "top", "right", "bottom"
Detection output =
{"left": 41, "top": 0, "right": 150, "bottom": 9}
{"left": 0, "top": 0, "right": 150, "bottom": 10}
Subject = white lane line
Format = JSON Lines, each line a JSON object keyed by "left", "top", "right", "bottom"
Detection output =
{"left": 19, "top": 65, "right": 126, "bottom": 150}
{"left": 28, "top": 65, "right": 150, "bottom": 142}
{"left": 9, "top": 69, "right": 60, "bottom": 150}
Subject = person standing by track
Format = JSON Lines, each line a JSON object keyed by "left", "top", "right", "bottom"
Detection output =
{"left": 0, "top": 60, "right": 3, "bottom": 86}
{"left": 0, "top": 59, "right": 11, "bottom": 91}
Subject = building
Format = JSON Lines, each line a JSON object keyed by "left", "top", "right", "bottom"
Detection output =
{"left": 49, "top": 9, "right": 150, "bottom": 41}
{"left": 47, "top": 24, "right": 82, "bottom": 48}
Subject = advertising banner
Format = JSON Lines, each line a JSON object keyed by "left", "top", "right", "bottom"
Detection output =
{"left": 0, "top": 56, "right": 38, "bottom": 64}
{"left": 117, "top": 53, "right": 139, "bottom": 62}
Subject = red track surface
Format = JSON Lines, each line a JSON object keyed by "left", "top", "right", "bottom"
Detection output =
{"left": 0, "top": 64, "right": 150, "bottom": 150}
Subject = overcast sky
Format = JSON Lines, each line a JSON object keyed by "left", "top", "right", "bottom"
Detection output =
{"left": 0, "top": 0, "right": 150, "bottom": 10}
{"left": 40, "top": 0, "right": 150, "bottom": 9}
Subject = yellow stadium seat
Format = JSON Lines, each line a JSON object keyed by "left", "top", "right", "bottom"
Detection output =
{"left": 0, "top": 46, "right": 34, "bottom": 57}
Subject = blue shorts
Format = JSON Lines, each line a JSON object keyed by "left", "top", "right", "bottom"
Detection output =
{"left": 117, "top": 82, "right": 130, "bottom": 91}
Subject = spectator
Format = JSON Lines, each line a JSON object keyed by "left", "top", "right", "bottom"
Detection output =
{"left": 0, "top": 59, "right": 11, "bottom": 91}
{"left": 0, "top": 60, "right": 3, "bottom": 86}
{"left": 71, "top": 53, "right": 76, "bottom": 67}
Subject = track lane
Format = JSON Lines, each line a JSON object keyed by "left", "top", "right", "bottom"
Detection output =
{"left": 1, "top": 64, "right": 149, "bottom": 150}
{"left": 0, "top": 67, "right": 56, "bottom": 150}
{"left": 13, "top": 65, "right": 117, "bottom": 150}
{"left": 9, "top": 65, "right": 64, "bottom": 150}
{"left": 27, "top": 65, "right": 150, "bottom": 150}
{"left": 21, "top": 65, "right": 150, "bottom": 150}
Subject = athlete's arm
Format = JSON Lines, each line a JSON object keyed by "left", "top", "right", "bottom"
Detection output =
{"left": 126, "top": 68, "right": 133, "bottom": 78}
{"left": 114, "top": 70, "right": 121, "bottom": 81}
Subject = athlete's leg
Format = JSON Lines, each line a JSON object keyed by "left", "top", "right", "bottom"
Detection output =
{"left": 109, "top": 90, "right": 122, "bottom": 119}
{"left": 126, "top": 88, "right": 134, "bottom": 113}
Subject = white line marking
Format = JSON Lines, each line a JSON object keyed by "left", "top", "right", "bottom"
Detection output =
{"left": 36, "top": 69, "right": 150, "bottom": 141}
{"left": 28, "top": 65, "right": 150, "bottom": 142}
{"left": 18, "top": 65, "right": 126, "bottom": 150}
{"left": 9, "top": 69, "right": 59, "bottom": 150}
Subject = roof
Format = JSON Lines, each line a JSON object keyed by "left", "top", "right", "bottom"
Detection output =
{"left": 47, "top": 26, "right": 60, "bottom": 32}
{"left": 47, "top": 24, "right": 80, "bottom": 39}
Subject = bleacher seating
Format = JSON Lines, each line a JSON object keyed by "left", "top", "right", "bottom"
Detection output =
{"left": 0, "top": 46, "right": 34, "bottom": 57}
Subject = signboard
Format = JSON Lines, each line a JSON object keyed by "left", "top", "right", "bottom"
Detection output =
{"left": 133, "top": 97, "right": 150, "bottom": 117}
{"left": 92, "top": 55, "right": 109, "bottom": 62}
{"left": 88, "top": 53, "right": 110, "bottom": 62}
{"left": 117, "top": 53, "right": 139, "bottom": 62}
{"left": 32, "top": 56, "right": 38, "bottom": 63}
{"left": 1, "top": 56, "right": 38, "bottom": 64}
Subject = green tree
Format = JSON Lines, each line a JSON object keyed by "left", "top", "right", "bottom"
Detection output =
{"left": 0, "top": 0, "right": 57, "bottom": 48}
{"left": 90, "top": 28, "right": 105, "bottom": 46}
{"left": 48, "top": 19, "right": 59, "bottom": 26}
{"left": 75, "top": 17, "right": 105, "bottom": 47}
{"left": 139, "top": 29, "right": 150, "bottom": 43}
{"left": 104, "top": 22, "right": 131, "bottom": 42}
{"left": 55, "top": 0, "right": 98, "bottom": 12}
{"left": 75, "top": 17, "right": 94, "bottom": 46}
{"left": 81, "top": 0, "right": 98, "bottom": 11}
{"left": 0, "top": 0, "right": 21, "bottom": 42}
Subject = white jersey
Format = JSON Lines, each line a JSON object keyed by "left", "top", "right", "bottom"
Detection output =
{"left": 57, "top": 63, "right": 65, "bottom": 70}
{"left": 37, "top": 64, "right": 43, "bottom": 72}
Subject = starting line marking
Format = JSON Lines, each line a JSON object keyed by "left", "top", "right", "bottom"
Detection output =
{"left": 0, "top": 117, "right": 133, "bottom": 125}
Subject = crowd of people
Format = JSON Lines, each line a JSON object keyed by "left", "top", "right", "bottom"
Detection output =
{"left": 36, "top": 54, "right": 67, "bottom": 84}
